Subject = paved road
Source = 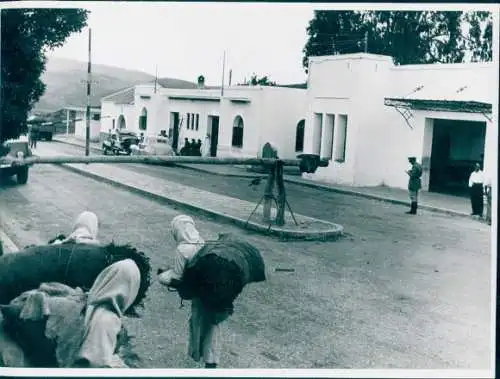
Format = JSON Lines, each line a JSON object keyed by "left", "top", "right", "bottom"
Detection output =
{"left": 0, "top": 144, "right": 493, "bottom": 370}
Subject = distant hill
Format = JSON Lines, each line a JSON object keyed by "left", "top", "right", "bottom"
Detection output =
{"left": 34, "top": 57, "right": 157, "bottom": 112}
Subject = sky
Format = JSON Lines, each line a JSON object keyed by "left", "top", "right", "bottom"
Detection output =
{"left": 7, "top": 2, "right": 498, "bottom": 86}
{"left": 46, "top": 2, "right": 316, "bottom": 86}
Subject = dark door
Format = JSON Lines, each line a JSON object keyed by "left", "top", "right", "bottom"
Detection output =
{"left": 210, "top": 116, "right": 219, "bottom": 157}
{"left": 429, "top": 121, "right": 451, "bottom": 193}
{"left": 172, "top": 113, "right": 180, "bottom": 150}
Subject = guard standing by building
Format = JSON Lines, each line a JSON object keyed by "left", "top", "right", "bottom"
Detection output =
{"left": 406, "top": 156, "right": 423, "bottom": 215}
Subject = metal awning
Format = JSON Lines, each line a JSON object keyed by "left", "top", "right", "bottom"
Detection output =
{"left": 229, "top": 97, "right": 251, "bottom": 104}
{"left": 384, "top": 98, "right": 492, "bottom": 114}
{"left": 168, "top": 95, "right": 220, "bottom": 102}
{"left": 384, "top": 97, "right": 493, "bottom": 128}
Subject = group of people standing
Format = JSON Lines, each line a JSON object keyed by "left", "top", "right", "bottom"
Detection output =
{"left": 179, "top": 138, "right": 203, "bottom": 156}
{"left": 405, "top": 156, "right": 491, "bottom": 224}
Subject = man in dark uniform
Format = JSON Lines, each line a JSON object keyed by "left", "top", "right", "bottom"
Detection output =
{"left": 406, "top": 156, "right": 423, "bottom": 215}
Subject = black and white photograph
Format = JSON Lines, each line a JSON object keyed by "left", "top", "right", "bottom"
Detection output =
{"left": 0, "top": 1, "right": 497, "bottom": 376}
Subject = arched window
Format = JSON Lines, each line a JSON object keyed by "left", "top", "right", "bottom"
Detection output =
{"left": 139, "top": 107, "right": 147, "bottom": 131}
{"left": 231, "top": 115, "right": 244, "bottom": 148}
{"left": 118, "top": 115, "right": 126, "bottom": 130}
{"left": 295, "top": 119, "right": 305, "bottom": 152}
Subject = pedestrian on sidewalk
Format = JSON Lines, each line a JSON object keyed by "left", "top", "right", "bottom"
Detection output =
{"left": 405, "top": 156, "right": 422, "bottom": 215}
{"left": 28, "top": 127, "right": 38, "bottom": 149}
{"left": 202, "top": 134, "right": 211, "bottom": 157}
{"left": 468, "top": 163, "right": 484, "bottom": 217}
{"left": 180, "top": 138, "right": 190, "bottom": 156}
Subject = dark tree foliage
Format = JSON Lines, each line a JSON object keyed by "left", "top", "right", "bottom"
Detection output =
{"left": 302, "top": 10, "right": 493, "bottom": 72}
{"left": 1, "top": 8, "right": 89, "bottom": 143}
{"left": 239, "top": 73, "right": 276, "bottom": 86}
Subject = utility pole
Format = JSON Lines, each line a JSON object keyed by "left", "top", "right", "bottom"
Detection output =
{"left": 154, "top": 64, "right": 158, "bottom": 94}
{"left": 228, "top": 69, "right": 232, "bottom": 87}
{"left": 85, "top": 28, "right": 92, "bottom": 156}
{"left": 221, "top": 50, "right": 226, "bottom": 97}
{"left": 364, "top": 31, "right": 368, "bottom": 53}
{"left": 65, "top": 109, "right": 70, "bottom": 135}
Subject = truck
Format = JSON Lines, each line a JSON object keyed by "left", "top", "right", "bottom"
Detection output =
{"left": 27, "top": 116, "right": 56, "bottom": 141}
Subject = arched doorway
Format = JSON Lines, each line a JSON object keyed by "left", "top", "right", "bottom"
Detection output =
{"left": 118, "top": 115, "right": 126, "bottom": 130}
{"left": 139, "top": 107, "right": 148, "bottom": 131}
{"left": 231, "top": 115, "right": 244, "bottom": 148}
{"left": 295, "top": 119, "right": 305, "bottom": 152}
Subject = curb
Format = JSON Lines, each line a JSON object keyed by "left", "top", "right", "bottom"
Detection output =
{"left": 57, "top": 164, "right": 344, "bottom": 241}
{"left": 283, "top": 178, "right": 471, "bottom": 219}
{"left": 53, "top": 138, "right": 468, "bottom": 219}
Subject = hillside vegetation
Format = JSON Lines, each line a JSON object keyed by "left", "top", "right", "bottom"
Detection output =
{"left": 34, "top": 57, "right": 155, "bottom": 112}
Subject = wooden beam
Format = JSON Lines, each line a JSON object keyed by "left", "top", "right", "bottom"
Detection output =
{"left": 21, "top": 155, "right": 303, "bottom": 167}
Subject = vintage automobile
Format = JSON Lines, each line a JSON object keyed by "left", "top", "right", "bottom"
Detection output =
{"left": 0, "top": 137, "right": 32, "bottom": 185}
{"left": 130, "top": 135, "right": 176, "bottom": 156}
{"left": 102, "top": 130, "right": 140, "bottom": 155}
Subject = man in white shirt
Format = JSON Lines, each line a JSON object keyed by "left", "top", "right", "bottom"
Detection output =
{"left": 468, "top": 163, "right": 484, "bottom": 216}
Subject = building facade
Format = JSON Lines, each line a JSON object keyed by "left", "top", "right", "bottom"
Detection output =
{"left": 100, "top": 83, "right": 307, "bottom": 160}
{"left": 63, "top": 106, "right": 102, "bottom": 141}
{"left": 302, "top": 53, "right": 496, "bottom": 195}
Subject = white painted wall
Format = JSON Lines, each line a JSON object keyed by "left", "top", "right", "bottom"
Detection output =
{"left": 164, "top": 102, "right": 220, "bottom": 150}
{"left": 100, "top": 101, "right": 116, "bottom": 133}
{"left": 218, "top": 94, "right": 261, "bottom": 158}
{"left": 259, "top": 87, "right": 307, "bottom": 160}
{"left": 303, "top": 53, "right": 496, "bottom": 190}
{"left": 72, "top": 109, "right": 101, "bottom": 140}
{"left": 100, "top": 102, "right": 136, "bottom": 134}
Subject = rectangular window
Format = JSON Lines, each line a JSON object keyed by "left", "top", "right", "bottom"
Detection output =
{"left": 92, "top": 113, "right": 101, "bottom": 121}
{"left": 231, "top": 127, "right": 243, "bottom": 148}
{"left": 195, "top": 114, "right": 199, "bottom": 131}
{"left": 322, "top": 114, "right": 334, "bottom": 160}
{"left": 334, "top": 114, "right": 348, "bottom": 162}
{"left": 186, "top": 113, "right": 191, "bottom": 129}
{"left": 112, "top": 119, "right": 115, "bottom": 129}
{"left": 191, "top": 113, "right": 195, "bottom": 129}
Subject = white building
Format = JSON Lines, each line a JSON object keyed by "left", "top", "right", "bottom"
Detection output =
{"left": 63, "top": 106, "right": 102, "bottom": 140}
{"left": 303, "top": 53, "right": 496, "bottom": 195}
{"left": 100, "top": 78, "right": 307, "bottom": 160}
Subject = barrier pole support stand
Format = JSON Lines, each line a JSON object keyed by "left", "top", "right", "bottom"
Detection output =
{"left": 275, "top": 160, "right": 286, "bottom": 226}
{"left": 262, "top": 163, "right": 276, "bottom": 224}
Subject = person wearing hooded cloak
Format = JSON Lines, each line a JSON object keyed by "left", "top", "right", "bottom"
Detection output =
{"left": 158, "top": 215, "right": 221, "bottom": 368}
{"left": 0, "top": 211, "right": 143, "bottom": 368}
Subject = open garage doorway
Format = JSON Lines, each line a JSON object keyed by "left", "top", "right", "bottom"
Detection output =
{"left": 429, "top": 119, "right": 486, "bottom": 196}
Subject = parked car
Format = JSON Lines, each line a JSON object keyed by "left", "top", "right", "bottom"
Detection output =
{"left": 131, "top": 135, "right": 176, "bottom": 156}
{"left": 0, "top": 137, "right": 32, "bottom": 185}
{"left": 102, "top": 130, "right": 140, "bottom": 155}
